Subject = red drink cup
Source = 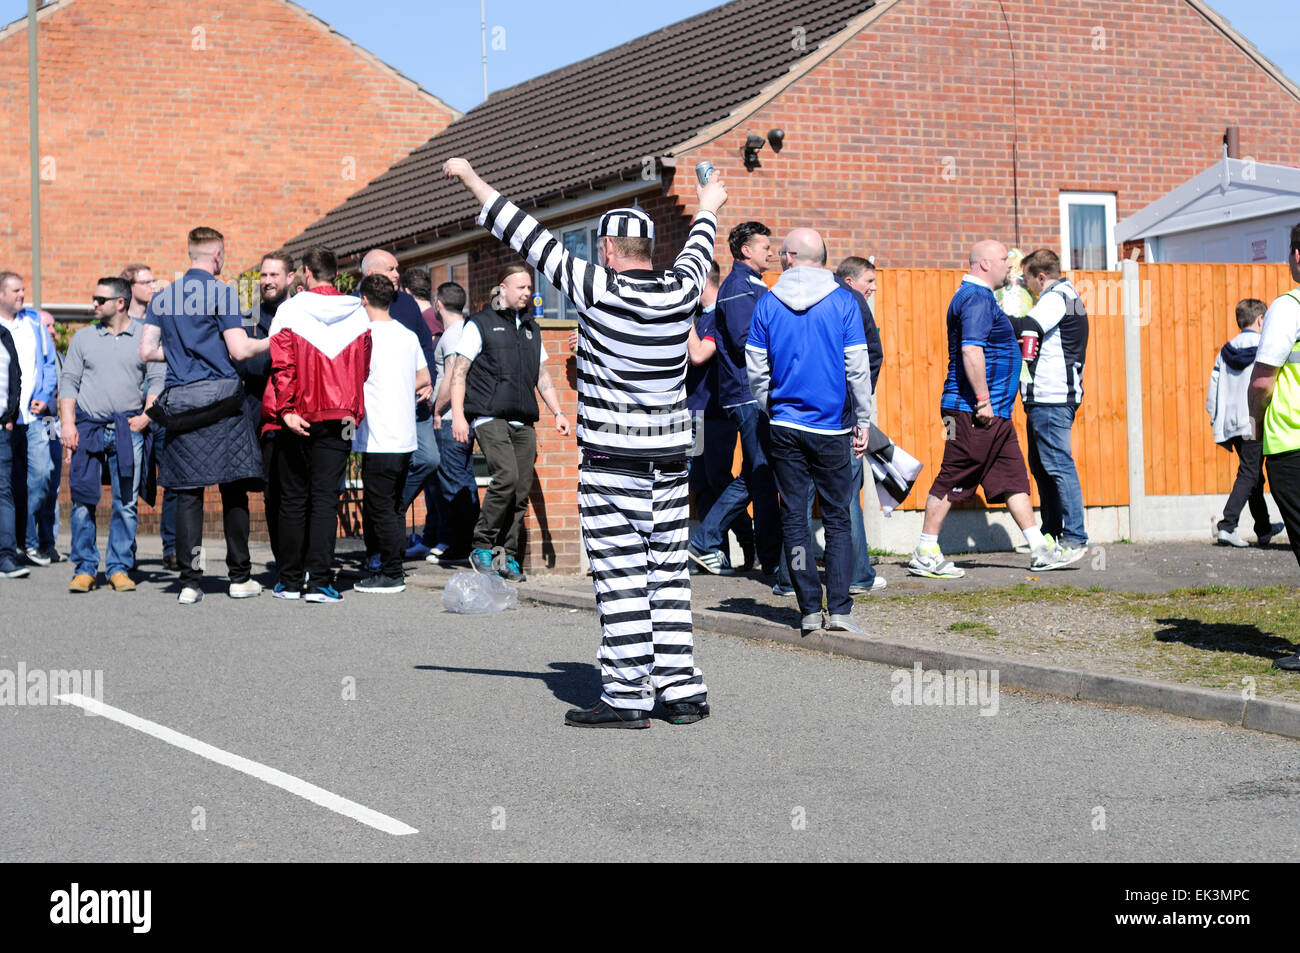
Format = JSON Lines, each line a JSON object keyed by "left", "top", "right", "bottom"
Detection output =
{"left": 1020, "top": 330, "right": 1039, "bottom": 360}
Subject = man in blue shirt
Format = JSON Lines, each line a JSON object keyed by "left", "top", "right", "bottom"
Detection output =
{"left": 746, "top": 228, "right": 874, "bottom": 635}
{"left": 140, "top": 226, "right": 270, "bottom": 605}
{"left": 686, "top": 221, "right": 781, "bottom": 576}
{"left": 908, "top": 240, "right": 1076, "bottom": 579}
{"left": 686, "top": 262, "right": 755, "bottom": 570}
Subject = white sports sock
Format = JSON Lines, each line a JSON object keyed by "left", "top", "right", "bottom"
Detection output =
{"left": 1023, "top": 527, "right": 1046, "bottom": 550}
{"left": 918, "top": 533, "right": 939, "bottom": 549}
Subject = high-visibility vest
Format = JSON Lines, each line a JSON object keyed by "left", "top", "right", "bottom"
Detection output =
{"left": 1263, "top": 291, "right": 1300, "bottom": 456}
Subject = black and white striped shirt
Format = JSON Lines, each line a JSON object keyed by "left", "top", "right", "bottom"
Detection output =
{"left": 478, "top": 191, "right": 717, "bottom": 459}
{"left": 1021, "top": 278, "right": 1088, "bottom": 406}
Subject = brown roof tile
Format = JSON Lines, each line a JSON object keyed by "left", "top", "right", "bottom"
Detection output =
{"left": 288, "top": 0, "right": 877, "bottom": 258}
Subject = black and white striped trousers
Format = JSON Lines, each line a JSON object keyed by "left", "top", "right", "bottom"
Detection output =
{"left": 578, "top": 458, "right": 707, "bottom": 710}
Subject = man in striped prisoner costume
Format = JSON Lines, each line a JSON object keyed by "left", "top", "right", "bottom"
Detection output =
{"left": 443, "top": 156, "right": 728, "bottom": 729}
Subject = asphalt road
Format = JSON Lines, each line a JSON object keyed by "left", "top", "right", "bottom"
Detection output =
{"left": 2, "top": 541, "right": 1298, "bottom": 862}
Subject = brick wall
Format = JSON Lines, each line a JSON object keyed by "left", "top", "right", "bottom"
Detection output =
{"left": 666, "top": 0, "right": 1300, "bottom": 268}
{"left": 0, "top": 0, "right": 456, "bottom": 303}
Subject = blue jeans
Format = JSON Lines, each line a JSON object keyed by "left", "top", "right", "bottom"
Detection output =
{"left": 689, "top": 414, "right": 754, "bottom": 556}
{"left": 848, "top": 453, "right": 876, "bottom": 589}
{"left": 70, "top": 427, "right": 144, "bottom": 577}
{"left": 0, "top": 426, "right": 20, "bottom": 565}
{"left": 689, "top": 402, "right": 781, "bottom": 571}
{"left": 769, "top": 426, "right": 854, "bottom": 617}
{"left": 772, "top": 452, "right": 875, "bottom": 590}
{"left": 25, "top": 419, "right": 60, "bottom": 550}
{"left": 433, "top": 416, "right": 480, "bottom": 555}
{"left": 1025, "top": 403, "right": 1087, "bottom": 548}
{"left": 401, "top": 409, "right": 440, "bottom": 514}
{"left": 24, "top": 419, "right": 54, "bottom": 551}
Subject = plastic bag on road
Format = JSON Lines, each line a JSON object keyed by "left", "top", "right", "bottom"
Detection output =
{"left": 442, "top": 571, "right": 518, "bottom": 614}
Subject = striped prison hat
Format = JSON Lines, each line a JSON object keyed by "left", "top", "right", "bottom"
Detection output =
{"left": 597, "top": 208, "right": 655, "bottom": 242}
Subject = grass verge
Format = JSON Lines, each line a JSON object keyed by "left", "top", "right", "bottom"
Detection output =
{"left": 875, "top": 584, "right": 1300, "bottom": 704}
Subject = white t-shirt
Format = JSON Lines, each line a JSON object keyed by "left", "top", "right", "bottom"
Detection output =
{"left": 454, "top": 316, "right": 549, "bottom": 429}
{"left": 1256, "top": 289, "right": 1300, "bottom": 367}
{"left": 354, "top": 320, "right": 427, "bottom": 454}
{"left": 0, "top": 315, "right": 37, "bottom": 424}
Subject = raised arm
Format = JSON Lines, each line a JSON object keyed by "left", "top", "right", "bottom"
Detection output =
{"left": 444, "top": 156, "right": 726, "bottom": 316}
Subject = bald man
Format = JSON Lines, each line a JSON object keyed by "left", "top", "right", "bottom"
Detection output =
{"left": 908, "top": 240, "right": 1077, "bottom": 579}
{"left": 359, "top": 249, "right": 437, "bottom": 569}
{"left": 745, "top": 227, "right": 874, "bottom": 635}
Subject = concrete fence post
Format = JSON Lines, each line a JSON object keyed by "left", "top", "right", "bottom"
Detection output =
{"left": 1122, "top": 259, "right": 1147, "bottom": 541}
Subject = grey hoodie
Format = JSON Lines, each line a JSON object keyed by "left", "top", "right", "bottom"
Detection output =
{"left": 1207, "top": 327, "right": 1260, "bottom": 445}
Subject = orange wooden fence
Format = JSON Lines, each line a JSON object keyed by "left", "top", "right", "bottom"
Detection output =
{"left": 872, "top": 263, "right": 1293, "bottom": 510}
{"left": 1139, "top": 263, "right": 1293, "bottom": 497}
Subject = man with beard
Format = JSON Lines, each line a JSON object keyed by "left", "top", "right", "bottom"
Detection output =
{"left": 244, "top": 250, "right": 295, "bottom": 564}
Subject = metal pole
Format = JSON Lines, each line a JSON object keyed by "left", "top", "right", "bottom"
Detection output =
{"left": 480, "top": 0, "right": 488, "bottom": 102}
{"left": 27, "top": 0, "right": 41, "bottom": 307}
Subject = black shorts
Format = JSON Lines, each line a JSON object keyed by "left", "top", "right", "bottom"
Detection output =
{"left": 928, "top": 408, "right": 1031, "bottom": 504}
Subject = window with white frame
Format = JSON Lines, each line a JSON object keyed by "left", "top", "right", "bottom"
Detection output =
{"left": 1058, "top": 192, "right": 1117, "bottom": 270}
{"left": 533, "top": 216, "right": 602, "bottom": 321}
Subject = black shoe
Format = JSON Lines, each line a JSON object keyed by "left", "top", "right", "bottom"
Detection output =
{"left": 1273, "top": 654, "right": 1300, "bottom": 672}
{"left": 564, "top": 700, "right": 650, "bottom": 729}
{"left": 354, "top": 573, "right": 406, "bottom": 593}
{"left": 738, "top": 543, "right": 756, "bottom": 573}
{"left": 663, "top": 699, "right": 710, "bottom": 725}
{"left": 162, "top": 553, "right": 179, "bottom": 571}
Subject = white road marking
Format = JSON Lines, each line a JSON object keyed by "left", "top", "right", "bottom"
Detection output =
{"left": 57, "top": 693, "right": 418, "bottom": 836}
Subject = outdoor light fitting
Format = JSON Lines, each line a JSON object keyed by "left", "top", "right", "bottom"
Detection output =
{"left": 767, "top": 129, "right": 785, "bottom": 152}
{"left": 743, "top": 133, "right": 765, "bottom": 172}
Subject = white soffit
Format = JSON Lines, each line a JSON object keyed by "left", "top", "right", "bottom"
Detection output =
{"left": 1116, "top": 159, "right": 1300, "bottom": 243}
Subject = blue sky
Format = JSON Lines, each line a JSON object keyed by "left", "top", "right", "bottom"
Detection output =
{"left": 4, "top": 1, "right": 1297, "bottom": 114}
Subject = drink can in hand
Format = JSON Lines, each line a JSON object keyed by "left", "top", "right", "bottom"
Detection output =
{"left": 532, "top": 294, "right": 544, "bottom": 319}
{"left": 696, "top": 161, "right": 715, "bottom": 186}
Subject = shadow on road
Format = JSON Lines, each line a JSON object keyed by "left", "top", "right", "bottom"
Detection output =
{"left": 414, "top": 661, "right": 599, "bottom": 706}
{"left": 1153, "top": 617, "right": 1297, "bottom": 660}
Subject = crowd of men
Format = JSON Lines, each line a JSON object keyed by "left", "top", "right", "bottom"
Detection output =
{"left": 5, "top": 188, "right": 1300, "bottom": 714}
{"left": 0, "top": 231, "right": 538, "bottom": 604}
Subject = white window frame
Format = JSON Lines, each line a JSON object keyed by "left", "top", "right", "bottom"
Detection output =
{"left": 534, "top": 215, "right": 602, "bottom": 321}
{"left": 1058, "top": 191, "right": 1118, "bottom": 271}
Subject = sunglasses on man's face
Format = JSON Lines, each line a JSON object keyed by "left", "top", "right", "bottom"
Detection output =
{"left": 91, "top": 296, "right": 114, "bottom": 305}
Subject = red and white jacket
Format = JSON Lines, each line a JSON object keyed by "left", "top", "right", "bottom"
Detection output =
{"left": 261, "top": 286, "right": 372, "bottom": 434}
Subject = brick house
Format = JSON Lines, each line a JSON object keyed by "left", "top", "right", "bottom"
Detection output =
{"left": 288, "top": 0, "right": 1300, "bottom": 573}
{"left": 0, "top": 0, "right": 459, "bottom": 309}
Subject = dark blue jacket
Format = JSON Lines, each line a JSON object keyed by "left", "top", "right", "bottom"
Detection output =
{"left": 713, "top": 262, "right": 770, "bottom": 407}
{"left": 70, "top": 408, "right": 155, "bottom": 508}
{"left": 833, "top": 274, "right": 883, "bottom": 390}
{"left": 390, "top": 290, "right": 438, "bottom": 419}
